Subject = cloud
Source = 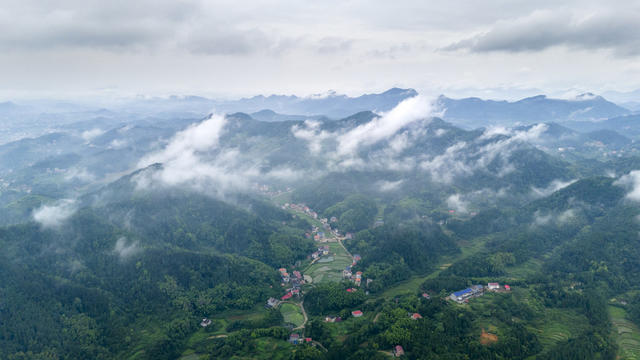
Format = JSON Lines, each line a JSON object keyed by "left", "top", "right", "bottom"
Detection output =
{"left": 443, "top": 9, "right": 640, "bottom": 56}
{"left": 533, "top": 208, "right": 576, "bottom": 226}
{"left": 615, "top": 170, "right": 640, "bottom": 201}
{"left": 64, "top": 167, "right": 96, "bottom": 182}
{"left": 446, "top": 194, "right": 469, "bottom": 214}
{"left": 335, "top": 95, "right": 432, "bottom": 157}
{"left": 419, "top": 124, "right": 548, "bottom": 183}
{"left": 113, "top": 237, "right": 140, "bottom": 258}
{"left": 530, "top": 178, "right": 576, "bottom": 198}
{"left": 138, "top": 113, "right": 227, "bottom": 169}
{"left": 291, "top": 95, "right": 550, "bottom": 185}
{"left": 81, "top": 128, "right": 105, "bottom": 141}
{"left": 0, "top": 0, "right": 197, "bottom": 51}
{"left": 376, "top": 180, "right": 404, "bottom": 192}
{"left": 0, "top": 0, "right": 294, "bottom": 56}
{"left": 33, "top": 199, "right": 77, "bottom": 228}
{"left": 291, "top": 120, "right": 331, "bottom": 154}
{"left": 183, "top": 28, "right": 281, "bottom": 56}
{"left": 109, "top": 139, "right": 128, "bottom": 149}
{"left": 136, "top": 113, "right": 306, "bottom": 196}
{"left": 316, "top": 37, "right": 354, "bottom": 54}
{"left": 434, "top": 128, "right": 448, "bottom": 137}
{"left": 291, "top": 95, "right": 436, "bottom": 173}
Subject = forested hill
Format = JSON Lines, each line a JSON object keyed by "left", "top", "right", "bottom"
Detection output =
{"left": 4, "top": 94, "right": 640, "bottom": 359}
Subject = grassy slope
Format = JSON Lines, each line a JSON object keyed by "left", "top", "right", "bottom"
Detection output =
{"left": 609, "top": 305, "right": 640, "bottom": 360}
{"left": 280, "top": 303, "right": 305, "bottom": 327}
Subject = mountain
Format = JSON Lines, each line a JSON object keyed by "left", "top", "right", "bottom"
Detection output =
{"left": 217, "top": 87, "right": 418, "bottom": 118}
{"left": 5, "top": 91, "right": 640, "bottom": 359}
{"left": 602, "top": 88, "right": 640, "bottom": 110}
{"left": 564, "top": 114, "right": 640, "bottom": 138}
{"left": 438, "top": 93, "right": 631, "bottom": 128}
{"left": 250, "top": 109, "right": 328, "bottom": 122}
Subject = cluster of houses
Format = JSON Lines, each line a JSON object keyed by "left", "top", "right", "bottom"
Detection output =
{"left": 487, "top": 282, "right": 511, "bottom": 292}
{"left": 283, "top": 203, "right": 319, "bottom": 220}
{"left": 449, "top": 283, "right": 511, "bottom": 303}
{"left": 288, "top": 333, "right": 313, "bottom": 345}
{"left": 342, "top": 254, "right": 364, "bottom": 286}
{"left": 305, "top": 225, "right": 331, "bottom": 242}
{"left": 311, "top": 245, "right": 330, "bottom": 260}
{"left": 320, "top": 217, "right": 343, "bottom": 237}
{"left": 278, "top": 267, "right": 305, "bottom": 301}
{"left": 254, "top": 184, "right": 291, "bottom": 198}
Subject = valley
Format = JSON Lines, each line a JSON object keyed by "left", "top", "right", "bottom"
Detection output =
{"left": 1, "top": 90, "right": 640, "bottom": 359}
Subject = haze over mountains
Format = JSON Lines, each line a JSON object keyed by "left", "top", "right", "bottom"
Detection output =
{"left": 3, "top": 87, "right": 640, "bottom": 359}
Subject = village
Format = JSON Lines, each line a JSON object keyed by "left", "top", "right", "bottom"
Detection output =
{"left": 198, "top": 198, "right": 513, "bottom": 357}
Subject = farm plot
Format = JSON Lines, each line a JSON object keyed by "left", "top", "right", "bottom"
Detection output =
{"left": 609, "top": 305, "right": 640, "bottom": 359}
{"left": 280, "top": 303, "right": 304, "bottom": 327}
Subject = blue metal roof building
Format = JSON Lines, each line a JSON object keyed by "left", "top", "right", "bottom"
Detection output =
{"left": 452, "top": 288, "right": 472, "bottom": 297}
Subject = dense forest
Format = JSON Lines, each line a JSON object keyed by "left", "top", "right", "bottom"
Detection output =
{"left": 3, "top": 101, "right": 640, "bottom": 359}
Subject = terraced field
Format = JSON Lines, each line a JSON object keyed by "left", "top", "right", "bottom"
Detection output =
{"left": 536, "top": 308, "right": 589, "bottom": 347}
{"left": 304, "top": 243, "right": 353, "bottom": 283}
{"left": 609, "top": 305, "right": 640, "bottom": 359}
{"left": 280, "top": 303, "right": 305, "bottom": 327}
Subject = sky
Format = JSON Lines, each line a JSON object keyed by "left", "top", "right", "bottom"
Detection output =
{"left": 1, "top": 0, "right": 640, "bottom": 100}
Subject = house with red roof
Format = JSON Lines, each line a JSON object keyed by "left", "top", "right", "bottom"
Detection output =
{"left": 411, "top": 313, "right": 422, "bottom": 320}
{"left": 352, "top": 310, "right": 363, "bottom": 317}
{"left": 281, "top": 292, "right": 293, "bottom": 300}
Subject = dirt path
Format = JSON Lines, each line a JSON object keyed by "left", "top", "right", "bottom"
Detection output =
{"left": 312, "top": 341, "right": 328, "bottom": 352}
{"left": 337, "top": 237, "right": 353, "bottom": 260}
{"left": 373, "top": 312, "right": 381, "bottom": 323}
{"left": 293, "top": 300, "right": 308, "bottom": 330}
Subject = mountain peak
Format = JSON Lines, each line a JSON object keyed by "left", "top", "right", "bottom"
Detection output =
{"left": 574, "top": 92, "right": 603, "bottom": 101}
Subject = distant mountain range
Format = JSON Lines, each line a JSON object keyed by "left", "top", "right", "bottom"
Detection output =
{"left": 438, "top": 93, "right": 632, "bottom": 128}
{"left": 216, "top": 87, "right": 419, "bottom": 118}
{"left": 1, "top": 88, "right": 638, "bottom": 146}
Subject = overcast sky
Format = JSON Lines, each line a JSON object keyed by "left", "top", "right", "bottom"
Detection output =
{"left": 1, "top": 0, "right": 639, "bottom": 100}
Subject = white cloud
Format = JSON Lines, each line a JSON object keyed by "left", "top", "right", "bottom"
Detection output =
{"left": 335, "top": 95, "right": 432, "bottom": 157}
{"left": 64, "top": 167, "right": 95, "bottom": 182}
{"left": 81, "top": 128, "right": 104, "bottom": 142}
{"left": 377, "top": 180, "right": 404, "bottom": 192}
{"left": 113, "top": 237, "right": 140, "bottom": 258}
{"left": 135, "top": 114, "right": 307, "bottom": 196}
{"left": 530, "top": 178, "right": 576, "bottom": 198}
{"left": 33, "top": 199, "right": 77, "bottom": 228}
{"left": 139, "top": 113, "right": 227, "bottom": 168}
{"left": 434, "top": 128, "right": 448, "bottom": 137}
{"left": 446, "top": 194, "right": 469, "bottom": 214}
{"left": 533, "top": 208, "right": 576, "bottom": 226}
{"left": 291, "top": 120, "right": 331, "bottom": 154}
{"left": 444, "top": 9, "right": 640, "bottom": 57}
{"left": 615, "top": 170, "right": 640, "bottom": 201}
{"left": 291, "top": 95, "right": 436, "bottom": 173}
{"left": 109, "top": 139, "right": 128, "bottom": 149}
